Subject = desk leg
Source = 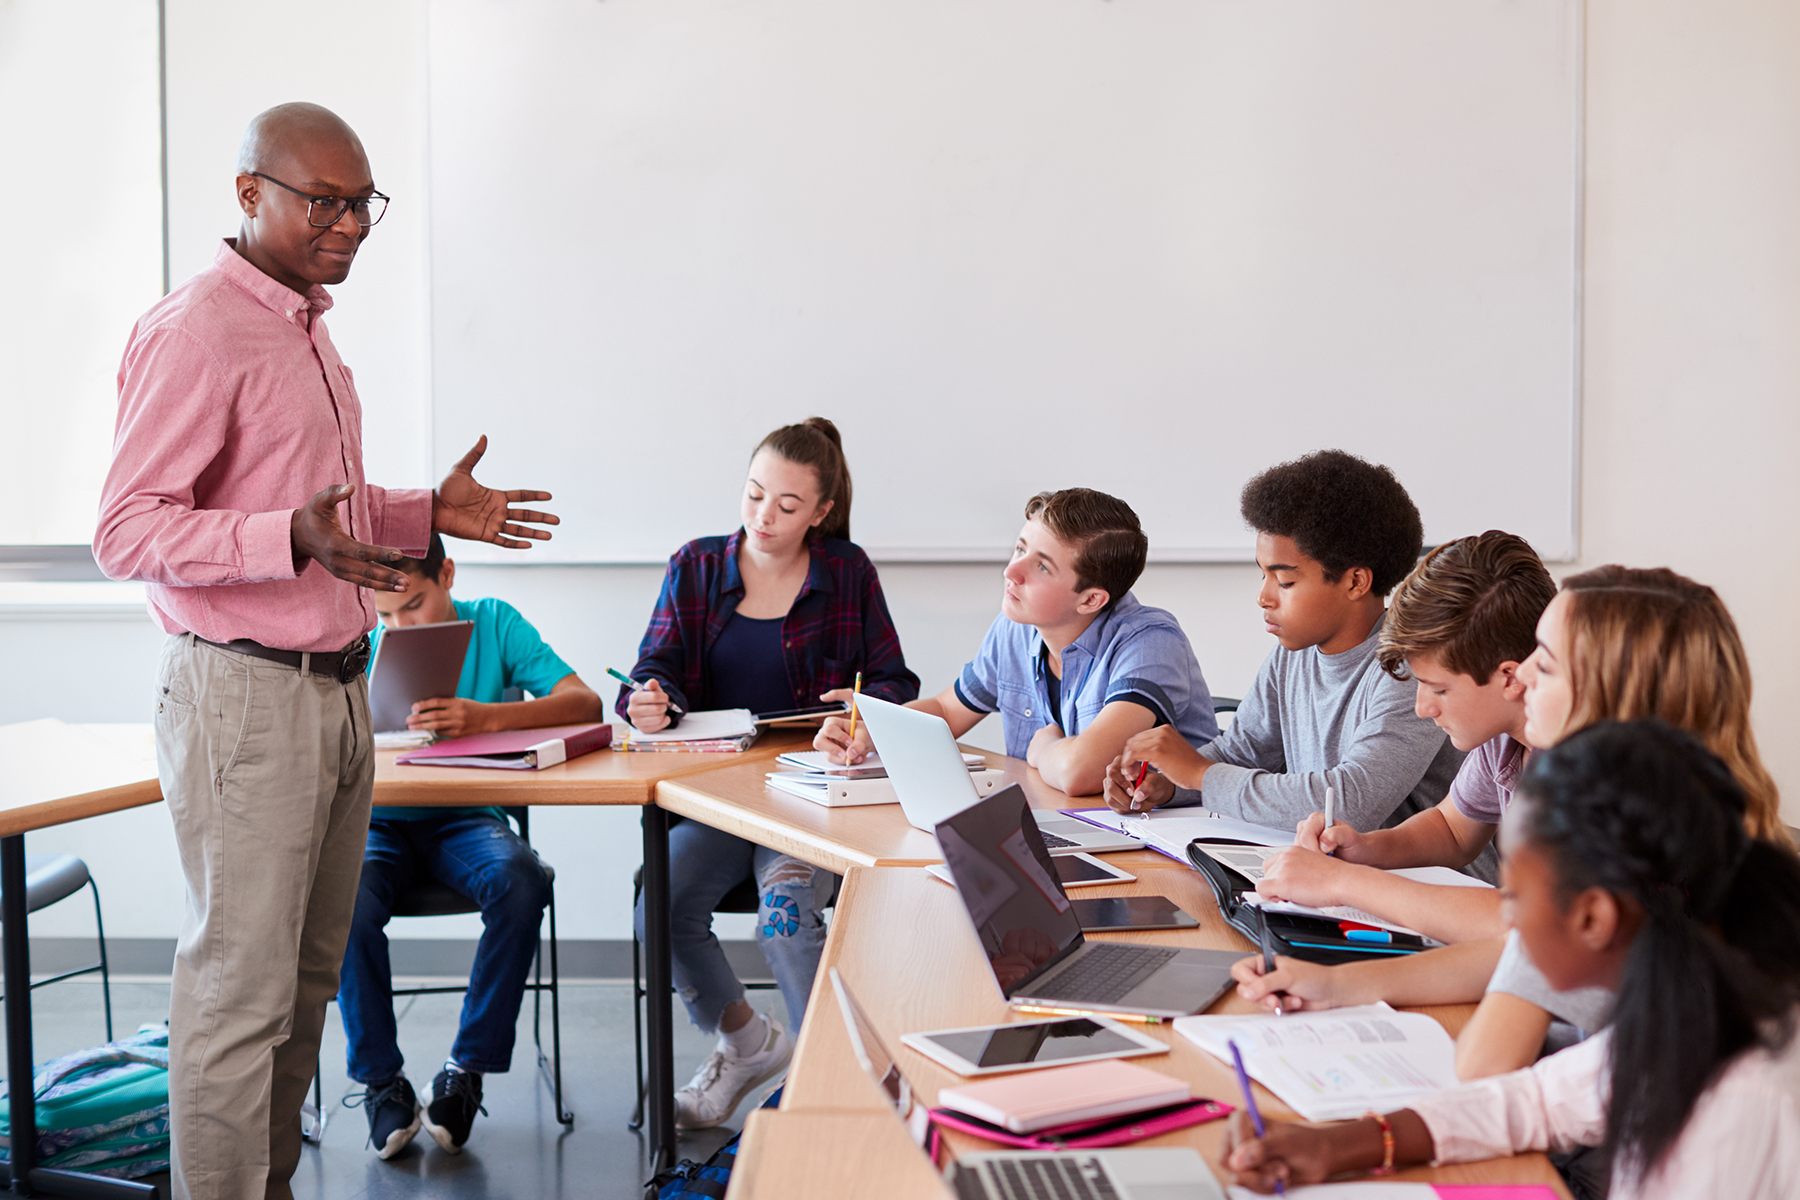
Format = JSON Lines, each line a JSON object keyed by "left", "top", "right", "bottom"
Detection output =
{"left": 3, "top": 834, "right": 37, "bottom": 1193}
{"left": 641, "top": 806, "right": 676, "bottom": 1173}
{"left": 1, "top": 836, "right": 155, "bottom": 1200}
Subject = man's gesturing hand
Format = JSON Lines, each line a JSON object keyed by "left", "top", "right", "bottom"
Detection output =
{"left": 291, "top": 484, "right": 410, "bottom": 591}
{"left": 433, "top": 435, "right": 560, "bottom": 548}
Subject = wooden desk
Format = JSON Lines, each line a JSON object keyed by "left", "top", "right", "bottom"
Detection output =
{"left": 0, "top": 721, "right": 161, "bottom": 838}
{"left": 728, "top": 1110, "right": 952, "bottom": 1199}
{"left": 653, "top": 746, "right": 1109, "bottom": 875}
{"left": 371, "top": 725, "right": 813, "bottom": 1172}
{"left": 767, "top": 866, "right": 1570, "bottom": 1198}
{"left": 646, "top": 745, "right": 1171, "bottom": 1170}
{"left": 0, "top": 721, "right": 162, "bottom": 1197}
{"left": 372, "top": 729, "right": 784, "bottom": 807}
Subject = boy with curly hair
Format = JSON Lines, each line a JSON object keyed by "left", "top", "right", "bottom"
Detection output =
{"left": 1103, "top": 450, "right": 1462, "bottom": 832}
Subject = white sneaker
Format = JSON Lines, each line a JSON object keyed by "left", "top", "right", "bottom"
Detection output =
{"left": 673, "top": 1014, "right": 793, "bottom": 1130}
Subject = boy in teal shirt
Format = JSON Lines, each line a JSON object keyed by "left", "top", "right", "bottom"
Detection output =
{"left": 344, "top": 535, "right": 602, "bottom": 1159}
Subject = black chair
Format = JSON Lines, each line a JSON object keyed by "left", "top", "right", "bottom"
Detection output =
{"left": 1213, "top": 697, "right": 1241, "bottom": 714}
{"left": 626, "top": 869, "right": 781, "bottom": 1130}
{"left": 306, "top": 806, "right": 571, "bottom": 1142}
{"left": 0, "top": 855, "right": 112, "bottom": 1042}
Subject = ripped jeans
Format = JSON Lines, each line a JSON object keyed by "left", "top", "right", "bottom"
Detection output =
{"left": 635, "top": 817, "right": 837, "bottom": 1033}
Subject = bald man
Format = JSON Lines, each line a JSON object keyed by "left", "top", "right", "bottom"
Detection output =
{"left": 95, "top": 103, "right": 557, "bottom": 1200}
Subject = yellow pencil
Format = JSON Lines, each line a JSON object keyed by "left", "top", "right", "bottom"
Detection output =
{"left": 847, "top": 671, "right": 864, "bottom": 743}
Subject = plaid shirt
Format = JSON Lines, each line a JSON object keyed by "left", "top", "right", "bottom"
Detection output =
{"left": 617, "top": 531, "right": 919, "bottom": 722}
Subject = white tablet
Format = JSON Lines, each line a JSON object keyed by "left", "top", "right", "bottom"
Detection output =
{"left": 926, "top": 853, "right": 1135, "bottom": 890}
{"left": 901, "top": 1014, "right": 1168, "bottom": 1076}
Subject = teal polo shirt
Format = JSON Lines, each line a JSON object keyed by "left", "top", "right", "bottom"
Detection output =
{"left": 369, "top": 596, "right": 577, "bottom": 822}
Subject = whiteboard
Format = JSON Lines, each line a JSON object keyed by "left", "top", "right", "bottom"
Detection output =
{"left": 427, "top": 0, "right": 1580, "bottom": 564}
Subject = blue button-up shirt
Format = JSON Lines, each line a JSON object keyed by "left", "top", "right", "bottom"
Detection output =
{"left": 953, "top": 593, "right": 1219, "bottom": 760}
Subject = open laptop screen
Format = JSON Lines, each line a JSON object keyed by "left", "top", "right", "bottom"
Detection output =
{"left": 829, "top": 968, "right": 931, "bottom": 1147}
{"left": 935, "top": 784, "right": 1085, "bottom": 998}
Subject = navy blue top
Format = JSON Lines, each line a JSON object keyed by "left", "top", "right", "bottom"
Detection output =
{"left": 705, "top": 612, "right": 799, "bottom": 717}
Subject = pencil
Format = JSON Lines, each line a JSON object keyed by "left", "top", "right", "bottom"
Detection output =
{"left": 606, "top": 667, "right": 685, "bottom": 715}
{"left": 847, "top": 671, "right": 863, "bottom": 742}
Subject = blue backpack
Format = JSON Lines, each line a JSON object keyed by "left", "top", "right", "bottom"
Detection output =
{"left": 645, "top": 1087, "right": 782, "bottom": 1200}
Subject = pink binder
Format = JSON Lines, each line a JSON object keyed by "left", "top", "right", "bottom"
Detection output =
{"left": 395, "top": 722, "right": 613, "bottom": 770}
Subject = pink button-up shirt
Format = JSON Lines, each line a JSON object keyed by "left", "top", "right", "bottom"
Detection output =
{"left": 95, "top": 240, "right": 431, "bottom": 652}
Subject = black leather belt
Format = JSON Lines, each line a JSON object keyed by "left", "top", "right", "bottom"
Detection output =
{"left": 196, "top": 635, "right": 372, "bottom": 684}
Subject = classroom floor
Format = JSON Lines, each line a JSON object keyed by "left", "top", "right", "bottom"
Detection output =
{"left": 24, "top": 977, "right": 765, "bottom": 1199}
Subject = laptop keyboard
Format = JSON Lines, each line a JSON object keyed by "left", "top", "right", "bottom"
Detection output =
{"left": 974, "top": 1155, "right": 1122, "bottom": 1200}
{"left": 1040, "top": 942, "right": 1178, "bottom": 1004}
{"left": 1040, "top": 831, "right": 1080, "bottom": 849}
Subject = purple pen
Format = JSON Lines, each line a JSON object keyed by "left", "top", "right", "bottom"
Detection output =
{"left": 1228, "top": 1038, "right": 1286, "bottom": 1198}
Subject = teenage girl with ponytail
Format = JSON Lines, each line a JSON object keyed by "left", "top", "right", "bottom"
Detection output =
{"left": 1227, "top": 719, "right": 1800, "bottom": 1199}
{"left": 621, "top": 418, "right": 919, "bottom": 1130}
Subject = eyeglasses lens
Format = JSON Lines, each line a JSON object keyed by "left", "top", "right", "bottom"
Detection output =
{"left": 308, "top": 195, "right": 388, "bottom": 228}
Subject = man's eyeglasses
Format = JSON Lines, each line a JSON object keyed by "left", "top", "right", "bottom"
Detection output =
{"left": 251, "top": 172, "right": 390, "bottom": 228}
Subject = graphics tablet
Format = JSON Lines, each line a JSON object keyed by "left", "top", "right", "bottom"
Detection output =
{"left": 368, "top": 620, "right": 474, "bottom": 733}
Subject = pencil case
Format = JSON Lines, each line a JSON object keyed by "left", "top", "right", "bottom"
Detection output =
{"left": 925, "top": 1098, "right": 1231, "bottom": 1160}
{"left": 1185, "top": 838, "right": 1427, "bottom": 965}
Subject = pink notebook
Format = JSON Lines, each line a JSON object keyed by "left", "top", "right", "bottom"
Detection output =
{"left": 936, "top": 1058, "right": 1191, "bottom": 1133}
{"left": 395, "top": 722, "right": 613, "bottom": 770}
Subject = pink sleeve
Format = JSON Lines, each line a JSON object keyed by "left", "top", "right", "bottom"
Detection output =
{"left": 366, "top": 485, "right": 433, "bottom": 556}
{"left": 93, "top": 327, "right": 300, "bottom": 587}
{"left": 1410, "top": 1031, "right": 1612, "bottom": 1164}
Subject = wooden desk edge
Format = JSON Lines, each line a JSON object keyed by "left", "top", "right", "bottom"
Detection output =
{"left": 0, "top": 780, "right": 164, "bottom": 838}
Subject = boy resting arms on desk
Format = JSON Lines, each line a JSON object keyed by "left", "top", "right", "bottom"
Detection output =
{"left": 1102, "top": 450, "right": 1462, "bottom": 833}
{"left": 345, "top": 533, "right": 601, "bottom": 1159}
{"left": 817, "top": 488, "right": 1216, "bottom": 796}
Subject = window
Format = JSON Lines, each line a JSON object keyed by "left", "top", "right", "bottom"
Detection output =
{"left": 0, "top": 0, "right": 163, "bottom": 567}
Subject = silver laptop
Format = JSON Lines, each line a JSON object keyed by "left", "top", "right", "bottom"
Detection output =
{"left": 854, "top": 695, "right": 1137, "bottom": 855}
{"left": 937, "top": 785, "right": 1240, "bottom": 1020}
{"left": 829, "top": 968, "right": 1224, "bottom": 1200}
{"left": 368, "top": 620, "right": 474, "bottom": 733}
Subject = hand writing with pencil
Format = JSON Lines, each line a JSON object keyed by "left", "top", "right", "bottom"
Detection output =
{"left": 814, "top": 687, "right": 874, "bottom": 764}
{"left": 1101, "top": 754, "right": 1176, "bottom": 814}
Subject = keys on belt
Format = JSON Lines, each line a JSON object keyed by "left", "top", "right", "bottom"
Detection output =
{"left": 196, "top": 635, "right": 372, "bottom": 684}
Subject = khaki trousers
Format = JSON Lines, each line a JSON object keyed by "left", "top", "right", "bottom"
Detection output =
{"left": 154, "top": 634, "right": 374, "bottom": 1200}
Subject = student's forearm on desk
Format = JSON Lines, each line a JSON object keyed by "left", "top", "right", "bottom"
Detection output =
{"left": 1322, "top": 937, "right": 1508, "bottom": 1009}
{"left": 1320, "top": 868, "right": 1506, "bottom": 945}
{"left": 1031, "top": 734, "right": 1109, "bottom": 797}
{"left": 490, "top": 676, "right": 604, "bottom": 732}
{"left": 1455, "top": 992, "right": 1554, "bottom": 1081}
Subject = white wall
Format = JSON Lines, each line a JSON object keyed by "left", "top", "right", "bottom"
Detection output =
{"left": 5, "top": 0, "right": 1797, "bottom": 942}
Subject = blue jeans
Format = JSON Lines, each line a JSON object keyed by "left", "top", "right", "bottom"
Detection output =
{"left": 635, "top": 819, "right": 835, "bottom": 1033}
{"left": 339, "top": 814, "right": 552, "bottom": 1083}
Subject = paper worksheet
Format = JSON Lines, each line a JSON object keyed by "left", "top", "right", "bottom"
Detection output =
{"left": 1175, "top": 1004, "right": 1460, "bottom": 1122}
{"left": 619, "top": 708, "right": 755, "bottom": 741}
{"left": 1068, "top": 808, "right": 1293, "bottom": 862}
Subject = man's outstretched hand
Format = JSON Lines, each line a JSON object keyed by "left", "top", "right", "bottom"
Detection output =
{"left": 433, "top": 435, "right": 559, "bottom": 548}
{"left": 291, "top": 484, "right": 411, "bottom": 591}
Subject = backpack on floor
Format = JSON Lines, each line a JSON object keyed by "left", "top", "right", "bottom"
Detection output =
{"left": 644, "top": 1087, "right": 783, "bottom": 1200}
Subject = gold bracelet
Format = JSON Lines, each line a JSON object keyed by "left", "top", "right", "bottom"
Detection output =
{"left": 1365, "top": 1111, "right": 1396, "bottom": 1177}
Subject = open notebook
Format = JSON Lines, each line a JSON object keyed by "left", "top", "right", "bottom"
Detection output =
{"left": 1175, "top": 1003, "right": 1459, "bottom": 1122}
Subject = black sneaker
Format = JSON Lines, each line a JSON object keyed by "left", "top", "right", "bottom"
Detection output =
{"left": 422, "top": 1067, "right": 486, "bottom": 1153}
{"left": 349, "top": 1076, "right": 420, "bottom": 1160}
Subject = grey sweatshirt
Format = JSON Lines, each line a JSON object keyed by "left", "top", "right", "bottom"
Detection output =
{"left": 1169, "top": 612, "right": 1465, "bottom": 831}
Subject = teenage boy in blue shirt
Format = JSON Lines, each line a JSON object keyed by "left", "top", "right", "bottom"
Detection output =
{"left": 1103, "top": 450, "right": 1463, "bottom": 833}
{"left": 344, "top": 534, "right": 603, "bottom": 1159}
{"left": 817, "top": 488, "right": 1216, "bottom": 795}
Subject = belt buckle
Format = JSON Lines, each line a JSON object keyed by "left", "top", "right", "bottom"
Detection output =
{"left": 340, "top": 637, "right": 371, "bottom": 684}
